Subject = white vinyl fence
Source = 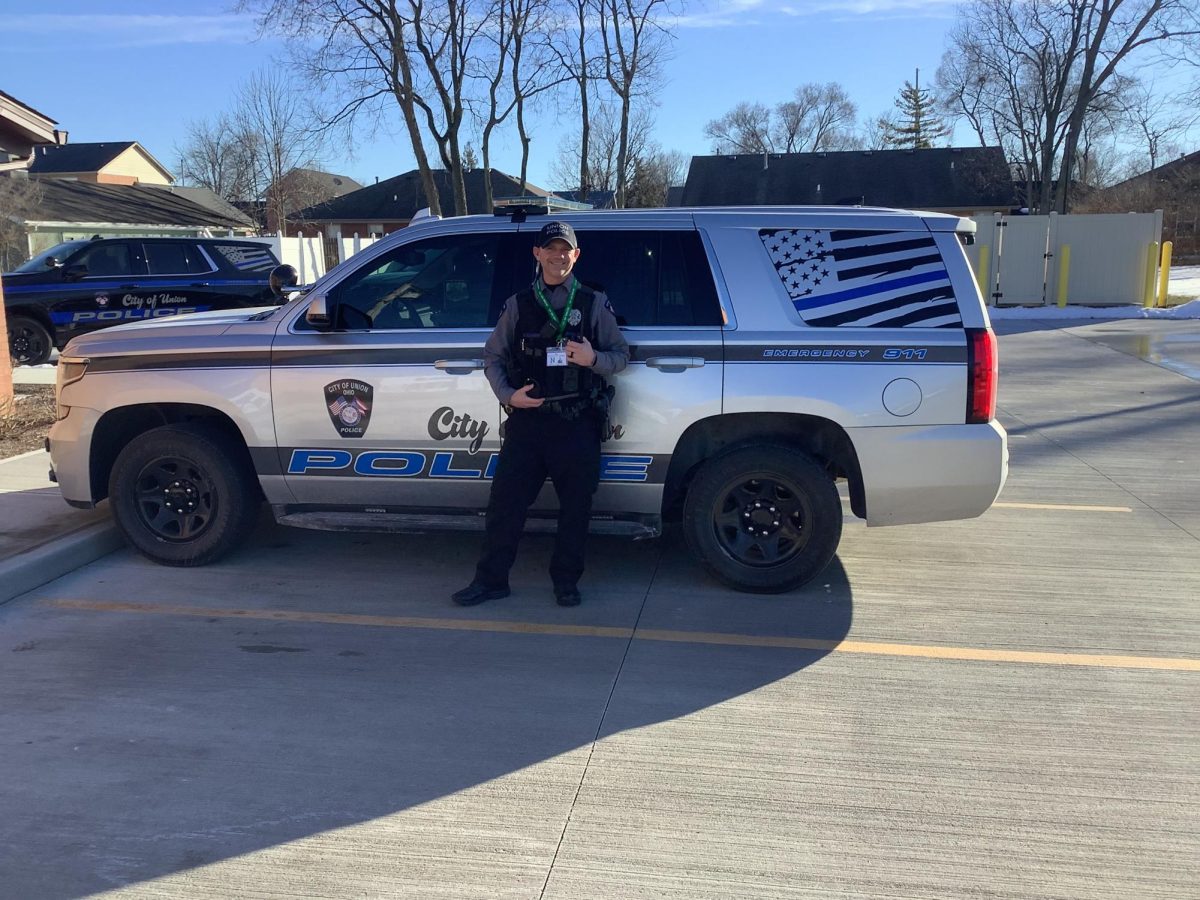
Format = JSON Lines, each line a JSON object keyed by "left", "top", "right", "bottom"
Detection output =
{"left": 239, "top": 235, "right": 381, "bottom": 283}
{"left": 965, "top": 211, "right": 1163, "bottom": 306}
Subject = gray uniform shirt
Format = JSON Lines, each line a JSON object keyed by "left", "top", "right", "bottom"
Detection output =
{"left": 483, "top": 273, "right": 630, "bottom": 405}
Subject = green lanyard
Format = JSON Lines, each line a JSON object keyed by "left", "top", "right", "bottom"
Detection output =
{"left": 533, "top": 278, "right": 579, "bottom": 344}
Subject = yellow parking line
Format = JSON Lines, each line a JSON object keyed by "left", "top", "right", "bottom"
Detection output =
{"left": 46, "top": 599, "right": 1199, "bottom": 672}
{"left": 992, "top": 501, "right": 1133, "bottom": 512}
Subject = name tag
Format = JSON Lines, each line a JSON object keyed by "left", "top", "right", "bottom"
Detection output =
{"left": 546, "top": 347, "right": 567, "bottom": 367}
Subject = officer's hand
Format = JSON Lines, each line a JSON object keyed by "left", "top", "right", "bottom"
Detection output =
{"left": 509, "top": 384, "right": 544, "bottom": 408}
{"left": 566, "top": 336, "right": 596, "bottom": 367}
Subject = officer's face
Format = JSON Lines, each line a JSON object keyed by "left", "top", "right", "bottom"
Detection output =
{"left": 533, "top": 239, "right": 580, "bottom": 285}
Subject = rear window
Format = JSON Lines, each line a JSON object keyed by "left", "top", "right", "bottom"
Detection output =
{"left": 759, "top": 228, "right": 962, "bottom": 328}
{"left": 514, "top": 229, "right": 723, "bottom": 327}
{"left": 212, "top": 243, "right": 278, "bottom": 275}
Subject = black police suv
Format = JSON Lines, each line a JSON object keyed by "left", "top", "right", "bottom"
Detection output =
{"left": 4, "top": 236, "right": 282, "bottom": 366}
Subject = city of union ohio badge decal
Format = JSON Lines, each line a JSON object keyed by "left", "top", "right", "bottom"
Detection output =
{"left": 325, "top": 380, "right": 373, "bottom": 438}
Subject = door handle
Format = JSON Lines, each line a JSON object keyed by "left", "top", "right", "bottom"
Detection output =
{"left": 646, "top": 356, "right": 705, "bottom": 372}
{"left": 435, "top": 358, "right": 486, "bottom": 372}
{"left": 190, "top": 282, "right": 210, "bottom": 287}
{"left": 119, "top": 283, "right": 137, "bottom": 290}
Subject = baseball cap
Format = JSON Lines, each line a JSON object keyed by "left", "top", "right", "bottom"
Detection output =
{"left": 537, "top": 221, "right": 578, "bottom": 249}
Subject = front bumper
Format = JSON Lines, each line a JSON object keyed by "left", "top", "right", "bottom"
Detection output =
{"left": 47, "top": 406, "right": 103, "bottom": 508}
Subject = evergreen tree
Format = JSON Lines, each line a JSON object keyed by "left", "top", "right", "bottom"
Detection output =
{"left": 885, "top": 69, "right": 949, "bottom": 149}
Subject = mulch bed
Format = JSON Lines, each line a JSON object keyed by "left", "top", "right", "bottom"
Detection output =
{"left": 0, "top": 384, "right": 55, "bottom": 459}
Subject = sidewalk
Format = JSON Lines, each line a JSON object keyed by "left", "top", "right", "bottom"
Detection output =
{"left": 0, "top": 449, "right": 121, "bottom": 605}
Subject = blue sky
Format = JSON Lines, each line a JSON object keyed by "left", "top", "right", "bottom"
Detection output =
{"left": 1, "top": 0, "right": 1182, "bottom": 192}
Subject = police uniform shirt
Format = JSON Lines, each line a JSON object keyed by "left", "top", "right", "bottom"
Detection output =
{"left": 483, "top": 274, "right": 630, "bottom": 404}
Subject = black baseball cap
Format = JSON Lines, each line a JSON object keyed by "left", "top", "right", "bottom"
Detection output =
{"left": 537, "top": 221, "right": 578, "bottom": 249}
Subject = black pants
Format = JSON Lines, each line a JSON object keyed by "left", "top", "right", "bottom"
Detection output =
{"left": 474, "top": 407, "right": 602, "bottom": 590}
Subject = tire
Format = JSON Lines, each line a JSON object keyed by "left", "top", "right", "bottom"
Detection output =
{"left": 108, "top": 423, "right": 261, "bottom": 566}
{"left": 682, "top": 444, "right": 842, "bottom": 594}
{"left": 7, "top": 315, "right": 53, "bottom": 367}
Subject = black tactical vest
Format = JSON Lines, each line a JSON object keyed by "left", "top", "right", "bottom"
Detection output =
{"left": 506, "top": 281, "right": 602, "bottom": 408}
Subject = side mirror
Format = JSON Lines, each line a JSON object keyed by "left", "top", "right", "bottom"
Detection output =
{"left": 44, "top": 256, "right": 59, "bottom": 268}
{"left": 305, "top": 296, "right": 332, "bottom": 330}
{"left": 63, "top": 263, "right": 88, "bottom": 280}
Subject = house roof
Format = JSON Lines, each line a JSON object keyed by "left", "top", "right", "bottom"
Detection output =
{"left": 1107, "top": 149, "right": 1200, "bottom": 192}
{"left": 142, "top": 184, "right": 256, "bottom": 227}
{"left": 680, "top": 147, "right": 1015, "bottom": 210}
{"left": 294, "top": 168, "right": 551, "bottom": 221}
{"left": 0, "top": 90, "right": 57, "bottom": 126}
{"left": 28, "top": 141, "right": 174, "bottom": 182}
{"left": 285, "top": 168, "right": 363, "bottom": 195}
{"left": 22, "top": 178, "right": 253, "bottom": 229}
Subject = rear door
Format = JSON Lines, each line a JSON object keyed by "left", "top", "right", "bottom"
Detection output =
{"left": 509, "top": 222, "right": 726, "bottom": 523}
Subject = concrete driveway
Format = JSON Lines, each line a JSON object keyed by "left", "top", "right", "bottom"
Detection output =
{"left": 1, "top": 319, "right": 1197, "bottom": 898}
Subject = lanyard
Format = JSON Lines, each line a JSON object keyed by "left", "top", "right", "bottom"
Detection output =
{"left": 533, "top": 278, "right": 579, "bottom": 344}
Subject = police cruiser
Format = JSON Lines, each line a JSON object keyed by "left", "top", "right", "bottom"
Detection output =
{"left": 48, "top": 207, "right": 1008, "bottom": 593}
{"left": 5, "top": 236, "right": 280, "bottom": 366}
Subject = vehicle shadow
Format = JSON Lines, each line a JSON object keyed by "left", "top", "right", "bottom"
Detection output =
{"left": 0, "top": 525, "right": 853, "bottom": 896}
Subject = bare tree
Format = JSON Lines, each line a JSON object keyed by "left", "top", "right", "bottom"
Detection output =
{"left": 596, "top": 0, "right": 673, "bottom": 208}
{"left": 234, "top": 69, "right": 327, "bottom": 232}
{"left": 943, "top": 0, "right": 1200, "bottom": 213}
{"left": 704, "top": 102, "right": 773, "bottom": 154}
{"left": 774, "top": 83, "right": 858, "bottom": 152}
{"left": 550, "top": 101, "right": 655, "bottom": 196}
{"left": 625, "top": 147, "right": 687, "bottom": 207}
{"left": 174, "top": 115, "right": 256, "bottom": 204}
{"left": 479, "top": 0, "right": 564, "bottom": 209}
{"left": 704, "top": 83, "right": 859, "bottom": 155}
{"left": 242, "top": 0, "right": 445, "bottom": 215}
{"left": 548, "top": 0, "right": 607, "bottom": 201}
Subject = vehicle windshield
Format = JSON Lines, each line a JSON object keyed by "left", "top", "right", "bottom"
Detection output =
{"left": 10, "top": 240, "right": 91, "bottom": 274}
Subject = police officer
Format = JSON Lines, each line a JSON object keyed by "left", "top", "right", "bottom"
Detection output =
{"left": 452, "top": 221, "right": 629, "bottom": 607}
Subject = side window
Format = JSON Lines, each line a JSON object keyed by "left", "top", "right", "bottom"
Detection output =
{"left": 144, "top": 243, "right": 191, "bottom": 275}
{"left": 567, "top": 230, "right": 722, "bottom": 327}
{"left": 76, "top": 242, "right": 136, "bottom": 278}
{"left": 329, "top": 233, "right": 502, "bottom": 330}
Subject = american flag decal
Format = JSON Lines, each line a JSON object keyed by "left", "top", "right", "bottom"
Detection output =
{"left": 760, "top": 229, "right": 962, "bottom": 328}
{"left": 215, "top": 244, "right": 278, "bottom": 273}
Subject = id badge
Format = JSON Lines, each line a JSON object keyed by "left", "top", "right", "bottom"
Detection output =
{"left": 546, "top": 346, "right": 568, "bottom": 367}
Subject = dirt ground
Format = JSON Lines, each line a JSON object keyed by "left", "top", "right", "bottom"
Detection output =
{"left": 0, "top": 384, "right": 55, "bottom": 459}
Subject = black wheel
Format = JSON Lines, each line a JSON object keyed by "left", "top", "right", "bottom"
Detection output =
{"left": 7, "top": 315, "right": 52, "bottom": 366}
{"left": 682, "top": 444, "right": 842, "bottom": 593}
{"left": 108, "top": 423, "right": 261, "bottom": 566}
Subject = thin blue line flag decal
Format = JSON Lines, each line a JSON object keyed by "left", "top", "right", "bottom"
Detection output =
{"left": 759, "top": 228, "right": 962, "bottom": 328}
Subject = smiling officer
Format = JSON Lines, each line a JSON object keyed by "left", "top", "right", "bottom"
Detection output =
{"left": 452, "top": 221, "right": 629, "bottom": 608}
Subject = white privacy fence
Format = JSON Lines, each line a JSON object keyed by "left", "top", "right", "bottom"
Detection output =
{"left": 964, "top": 211, "right": 1164, "bottom": 306}
{"left": 240, "top": 235, "right": 382, "bottom": 283}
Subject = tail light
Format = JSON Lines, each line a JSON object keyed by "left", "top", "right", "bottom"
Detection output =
{"left": 965, "top": 327, "right": 997, "bottom": 424}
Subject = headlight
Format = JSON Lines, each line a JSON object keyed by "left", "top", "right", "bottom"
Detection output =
{"left": 56, "top": 356, "right": 89, "bottom": 419}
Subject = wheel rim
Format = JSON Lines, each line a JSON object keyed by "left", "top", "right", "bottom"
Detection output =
{"left": 9, "top": 322, "right": 48, "bottom": 365}
{"left": 711, "top": 473, "right": 814, "bottom": 568}
{"left": 132, "top": 456, "right": 217, "bottom": 542}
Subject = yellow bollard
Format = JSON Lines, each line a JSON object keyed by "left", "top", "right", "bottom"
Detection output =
{"left": 1143, "top": 242, "right": 1159, "bottom": 308}
{"left": 975, "top": 245, "right": 990, "bottom": 297}
{"left": 1157, "top": 241, "right": 1173, "bottom": 308}
{"left": 1056, "top": 245, "right": 1071, "bottom": 308}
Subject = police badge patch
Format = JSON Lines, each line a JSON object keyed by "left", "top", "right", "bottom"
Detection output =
{"left": 325, "top": 380, "right": 374, "bottom": 438}
{"left": 567, "top": 308, "right": 583, "bottom": 327}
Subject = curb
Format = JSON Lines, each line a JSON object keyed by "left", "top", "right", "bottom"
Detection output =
{"left": 0, "top": 519, "right": 123, "bottom": 606}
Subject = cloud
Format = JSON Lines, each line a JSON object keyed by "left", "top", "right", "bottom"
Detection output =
{"left": 675, "top": 0, "right": 959, "bottom": 27}
{"left": 3, "top": 13, "right": 258, "bottom": 47}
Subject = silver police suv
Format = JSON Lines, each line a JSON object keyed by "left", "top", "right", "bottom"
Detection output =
{"left": 48, "top": 207, "right": 1008, "bottom": 593}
